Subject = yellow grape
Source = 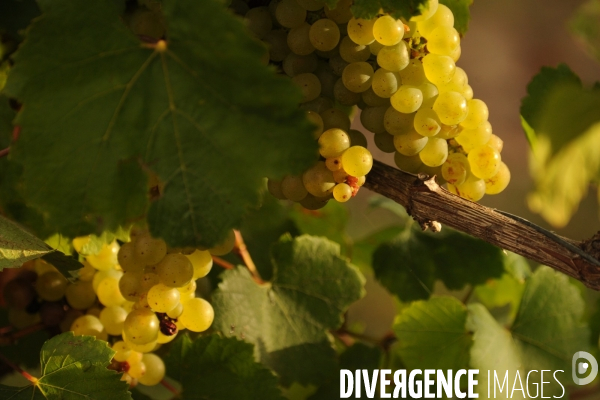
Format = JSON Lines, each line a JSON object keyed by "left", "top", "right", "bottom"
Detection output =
{"left": 244, "top": 6, "right": 272, "bottom": 39}
{"left": 341, "top": 146, "right": 373, "bottom": 176}
{"left": 441, "top": 153, "right": 469, "bottom": 185}
{"left": 333, "top": 183, "right": 353, "bottom": 202}
{"left": 179, "top": 298, "right": 214, "bottom": 332}
{"left": 123, "top": 308, "right": 159, "bottom": 345}
{"left": 119, "top": 271, "right": 144, "bottom": 302}
{"left": 417, "top": 4, "right": 454, "bottom": 36}
{"left": 292, "top": 73, "right": 321, "bottom": 103}
{"left": 306, "top": 110, "right": 324, "bottom": 139}
{"left": 209, "top": 229, "right": 235, "bottom": 256}
{"left": 419, "top": 137, "right": 448, "bottom": 167}
{"left": 391, "top": 86, "right": 423, "bottom": 114}
{"left": 281, "top": 175, "right": 308, "bottom": 202}
{"left": 325, "top": 156, "right": 343, "bottom": 171}
{"left": 309, "top": 19, "right": 340, "bottom": 52}
{"left": 362, "top": 87, "right": 391, "bottom": 107}
{"left": 267, "top": 178, "right": 286, "bottom": 200}
{"left": 134, "top": 234, "right": 167, "bottom": 267}
{"left": 287, "top": 23, "right": 315, "bottom": 56}
{"left": 486, "top": 134, "right": 504, "bottom": 152}
{"left": 372, "top": 68, "right": 400, "bottom": 98}
{"left": 450, "top": 45, "right": 461, "bottom": 62}
{"left": 138, "top": 353, "right": 166, "bottom": 386}
{"left": 394, "top": 153, "right": 423, "bottom": 173}
{"left": 393, "top": 130, "right": 428, "bottom": 156}
{"left": 117, "top": 242, "right": 145, "bottom": 273}
{"left": 455, "top": 121, "right": 492, "bottom": 150}
{"left": 318, "top": 128, "right": 350, "bottom": 158}
{"left": 414, "top": 107, "right": 441, "bottom": 137}
{"left": 263, "top": 29, "right": 291, "bottom": 62}
{"left": 347, "top": 17, "right": 376, "bottom": 45}
{"left": 484, "top": 161, "right": 511, "bottom": 194}
{"left": 460, "top": 99, "right": 489, "bottom": 129}
{"left": 87, "top": 241, "right": 119, "bottom": 271}
{"left": 411, "top": 0, "right": 439, "bottom": 21}
{"left": 302, "top": 161, "right": 336, "bottom": 197}
{"left": 373, "top": 15, "right": 404, "bottom": 46}
{"left": 419, "top": 82, "right": 439, "bottom": 106}
{"left": 70, "top": 315, "right": 104, "bottom": 338}
{"left": 128, "top": 361, "right": 146, "bottom": 379}
{"left": 422, "top": 54, "right": 456, "bottom": 85}
{"left": 324, "top": 0, "right": 352, "bottom": 24}
{"left": 157, "top": 253, "right": 194, "bottom": 288}
{"left": 65, "top": 281, "right": 96, "bottom": 310}
{"left": 374, "top": 132, "right": 396, "bottom": 153}
{"left": 398, "top": 59, "right": 427, "bottom": 85}
{"left": 433, "top": 91, "right": 468, "bottom": 125}
{"left": 112, "top": 341, "right": 131, "bottom": 362}
{"left": 376, "top": 42, "right": 410, "bottom": 72}
{"left": 99, "top": 306, "right": 128, "bottom": 336}
{"left": 97, "top": 277, "right": 126, "bottom": 307}
{"left": 275, "top": 0, "right": 307, "bottom": 29}
{"left": 347, "top": 129, "right": 368, "bottom": 147}
{"left": 360, "top": 106, "right": 387, "bottom": 134}
{"left": 147, "top": 283, "right": 180, "bottom": 313}
{"left": 72, "top": 236, "right": 90, "bottom": 254}
{"left": 453, "top": 176, "right": 486, "bottom": 201}
{"left": 157, "top": 330, "right": 178, "bottom": 344}
{"left": 296, "top": 0, "right": 325, "bottom": 12}
{"left": 140, "top": 272, "right": 160, "bottom": 292}
{"left": 185, "top": 250, "right": 213, "bottom": 279}
{"left": 384, "top": 107, "right": 415, "bottom": 135}
{"left": 369, "top": 41, "right": 385, "bottom": 56}
{"left": 468, "top": 145, "right": 501, "bottom": 179}
{"left": 77, "top": 261, "right": 96, "bottom": 282}
{"left": 436, "top": 123, "right": 463, "bottom": 140}
{"left": 320, "top": 108, "right": 351, "bottom": 132}
{"left": 333, "top": 168, "right": 349, "bottom": 184}
{"left": 342, "top": 62, "right": 374, "bottom": 93}
{"left": 339, "top": 36, "right": 370, "bottom": 63}
{"left": 36, "top": 271, "right": 68, "bottom": 302}
{"left": 427, "top": 26, "right": 460, "bottom": 56}
{"left": 92, "top": 268, "right": 122, "bottom": 292}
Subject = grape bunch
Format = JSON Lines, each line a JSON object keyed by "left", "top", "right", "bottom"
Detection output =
{"left": 2, "top": 229, "right": 233, "bottom": 387}
{"left": 236, "top": 0, "right": 509, "bottom": 205}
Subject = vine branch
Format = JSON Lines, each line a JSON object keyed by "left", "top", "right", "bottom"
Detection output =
{"left": 363, "top": 160, "right": 600, "bottom": 291}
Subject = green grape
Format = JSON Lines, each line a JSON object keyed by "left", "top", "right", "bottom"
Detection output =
{"left": 324, "top": 0, "right": 352, "bottom": 24}
{"left": 374, "top": 132, "right": 396, "bottom": 153}
{"left": 414, "top": 107, "right": 441, "bottom": 137}
{"left": 377, "top": 42, "right": 410, "bottom": 72}
{"left": 263, "top": 29, "right": 291, "bottom": 62}
{"left": 341, "top": 146, "right": 373, "bottom": 176}
{"left": 209, "top": 230, "right": 236, "bottom": 256}
{"left": 422, "top": 54, "right": 455, "bottom": 85}
{"left": 339, "top": 36, "right": 370, "bottom": 63}
{"left": 347, "top": 18, "right": 376, "bottom": 45}
{"left": 371, "top": 68, "right": 400, "bottom": 98}
{"left": 296, "top": 0, "right": 325, "bottom": 11}
{"left": 391, "top": 85, "right": 423, "bottom": 114}
{"left": 417, "top": 4, "right": 454, "bottom": 36}
{"left": 185, "top": 250, "right": 213, "bottom": 279}
{"left": 328, "top": 55, "right": 348, "bottom": 77}
{"left": 100, "top": 306, "right": 128, "bottom": 336}
{"left": 373, "top": 15, "right": 404, "bottom": 46}
{"left": 87, "top": 241, "right": 119, "bottom": 271}
{"left": 384, "top": 107, "right": 415, "bottom": 135}
{"left": 275, "top": 0, "right": 306, "bottom": 28}
{"left": 267, "top": 178, "right": 287, "bottom": 200}
{"left": 455, "top": 121, "right": 492, "bottom": 150}
{"left": 77, "top": 261, "right": 96, "bottom": 282}
{"left": 486, "top": 134, "right": 504, "bottom": 152}
{"left": 8, "top": 308, "right": 41, "bottom": 330}
{"left": 119, "top": 271, "right": 143, "bottom": 302}
{"left": 362, "top": 87, "right": 391, "bottom": 107}
{"left": 179, "top": 298, "right": 214, "bottom": 332}
{"left": 460, "top": 99, "right": 489, "bottom": 129}
{"left": 97, "top": 276, "right": 126, "bottom": 307}
{"left": 140, "top": 272, "right": 160, "bottom": 292}
{"left": 65, "top": 281, "right": 96, "bottom": 310}
{"left": 320, "top": 107, "right": 351, "bottom": 131}
{"left": 303, "top": 161, "right": 336, "bottom": 197}
{"left": 112, "top": 341, "right": 131, "bottom": 363}
{"left": 453, "top": 176, "right": 486, "bottom": 201}
{"left": 92, "top": 268, "right": 122, "bottom": 292}
{"left": 157, "top": 254, "right": 194, "bottom": 288}
{"left": 281, "top": 175, "right": 308, "bottom": 201}
{"left": 419, "top": 82, "right": 439, "bottom": 106}
{"left": 306, "top": 110, "right": 324, "bottom": 138}
{"left": 71, "top": 315, "right": 104, "bottom": 338}
{"left": 347, "top": 129, "right": 368, "bottom": 148}
{"left": 139, "top": 353, "right": 166, "bottom": 386}
{"left": 319, "top": 128, "right": 350, "bottom": 158}
{"left": 292, "top": 73, "right": 322, "bottom": 103}
{"left": 123, "top": 308, "right": 159, "bottom": 345}
{"left": 468, "top": 144, "right": 501, "bottom": 179}
{"left": 334, "top": 78, "right": 361, "bottom": 106}
{"left": 342, "top": 62, "right": 374, "bottom": 93}
{"left": 419, "top": 137, "right": 448, "bottom": 167}
{"left": 134, "top": 234, "right": 167, "bottom": 266}
{"left": 411, "top": 0, "right": 439, "bottom": 21}
{"left": 283, "top": 53, "right": 318, "bottom": 77}
{"left": 117, "top": 242, "right": 145, "bottom": 273}
{"left": 427, "top": 26, "right": 460, "bottom": 56}
{"left": 325, "top": 156, "right": 343, "bottom": 171}
{"left": 287, "top": 23, "right": 315, "bottom": 56}
{"left": 398, "top": 59, "right": 427, "bottom": 85}
{"left": 394, "top": 153, "right": 423, "bottom": 173}
{"left": 333, "top": 183, "right": 353, "bottom": 202}
{"left": 369, "top": 40, "right": 385, "bottom": 56}
{"left": 309, "top": 19, "right": 341, "bottom": 51}
{"left": 245, "top": 6, "right": 272, "bottom": 39}
{"left": 36, "top": 271, "right": 68, "bottom": 302}
{"left": 441, "top": 153, "right": 469, "bottom": 185}
{"left": 147, "top": 283, "right": 181, "bottom": 313}
{"left": 393, "top": 130, "right": 428, "bottom": 156}
{"left": 315, "top": 66, "right": 336, "bottom": 99}
{"left": 433, "top": 91, "right": 468, "bottom": 125}
{"left": 484, "top": 161, "right": 510, "bottom": 195}
{"left": 360, "top": 106, "right": 387, "bottom": 134}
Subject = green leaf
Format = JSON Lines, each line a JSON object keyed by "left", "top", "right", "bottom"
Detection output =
{"left": 351, "top": 0, "right": 428, "bottom": 20}
{"left": 290, "top": 201, "right": 349, "bottom": 255}
{"left": 352, "top": 225, "right": 404, "bottom": 271}
{"left": 5, "top": 0, "right": 316, "bottom": 248}
{"left": 0, "top": 309, "right": 48, "bottom": 368}
{"left": 570, "top": 0, "right": 600, "bottom": 62}
{"left": 393, "top": 296, "right": 472, "bottom": 370}
{"left": 372, "top": 227, "right": 504, "bottom": 301}
{"left": 164, "top": 334, "right": 284, "bottom": 400}
{"left": 309, "top": 343, "right": 382, "bottom": 400}
{"left": 440, "top": 0, "right": 473, "bottom": 34}
{"left": 0, "top": 332, "right": 131, "bottom": 399}
{"left": 0, "top": 214, "right": 81, "bottom": 274}
{"left": 0, "top": 0, "right": 40, "bottom": 39}
{"left": 212, "top": 235, "right": 365, "bottom": 385}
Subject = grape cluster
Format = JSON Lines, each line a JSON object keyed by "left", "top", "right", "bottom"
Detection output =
{"left": 2, "top": 229, "right": 232, "bottom": 387}
{"left": 236, "top": 0, "right": 509, "bottom": 205}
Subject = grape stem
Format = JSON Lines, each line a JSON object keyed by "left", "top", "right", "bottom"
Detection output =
{"left": 0, "top": 352, "right": 37, "bottom": 383}
{"left": 211, "top": 255, "right": 234, "bottom": 270}
{"left": 233, "top": 230, "right": 264, "bottom": 284}
{"left": 364, "top": 160, "right": 600, "bottom": 291}
{"left": 0, "top": 147, "right": 8, "bottom": 158}
{"left": 160, "top": 379, "right": 180, "bottom": 396}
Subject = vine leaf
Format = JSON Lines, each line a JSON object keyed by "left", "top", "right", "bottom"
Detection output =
{"left": 372, "top": 226, "right": 503, "bottom": 301}
{"left": 212, "top": 235, "right": 365, "bottom": 386}
{"left": 5, "top": 0, "right": 316, "bottom": 248}
{"left": 570, "top": 0, "right": 600, "bottom": 62}
{"left": 440, "top": 0, "right": 473, "bottom": 34}
{"left": 0, "top": 332, "right": 131, "bottom": 400}
{"left": 393, "top": 296, "right": 472, "bottom": 371}
{"left": 164, "top": 334, "right": 284, "bottom": 400}
{"left": 0, "top": 214, "right": 81, "bottom": 274}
